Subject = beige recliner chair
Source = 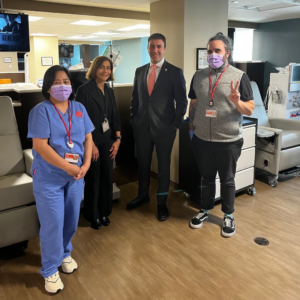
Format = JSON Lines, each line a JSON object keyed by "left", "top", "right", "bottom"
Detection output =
{"left": 0, "top": 96, "right": 39, "bottom": 249}
{"left": 251, "top": 81, "right": 300, "bottom": 187}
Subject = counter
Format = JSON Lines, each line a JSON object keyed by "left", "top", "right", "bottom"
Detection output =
{"left": 0, "top": 83, "right": 135, "bottom": 165}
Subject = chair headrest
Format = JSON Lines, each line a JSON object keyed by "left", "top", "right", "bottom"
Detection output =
{"left": 250, "top": 81, "right": 264, "bottom": 106}
{"left": 250, "top": 81, "right": 271, "bottom": 127}
{"left": 0, "top": 96, "right": 19, "bottom": 136}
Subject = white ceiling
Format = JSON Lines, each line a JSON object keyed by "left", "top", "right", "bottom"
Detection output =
{"left": 229, "top": 0, "right": 300, "bottom": 22}
{"left": 32, "top": 0, "right": 300, "bottom": 22}
{"left": 24, "top": 0, "right": 300, "bottom": 42}
{"left": 25, "top": 11, "right": 150, "bottom": 42}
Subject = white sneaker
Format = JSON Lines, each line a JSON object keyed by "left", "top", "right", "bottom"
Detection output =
{"left": 45, "top": 271, "right": 64, "bottom": 294}
{"left": 61, "top": 256, "right": 78, "bottom": 274}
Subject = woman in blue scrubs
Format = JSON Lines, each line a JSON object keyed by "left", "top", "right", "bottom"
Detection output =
{"left": 28, "top": 66, "right": 94, "bottom": 294}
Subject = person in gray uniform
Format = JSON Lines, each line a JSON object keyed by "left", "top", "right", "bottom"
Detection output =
{"left": 188, "top": 32, "right": 255, "bottom": 237}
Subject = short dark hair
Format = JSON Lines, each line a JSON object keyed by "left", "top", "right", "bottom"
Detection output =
{"left": 42, "top": 65, "right": 75, "bottom": 100}
{"left": 86, "top": 56, "right": 115, "bottom": 81}
{"left": 148, "top": 33, "right": 166, "bottom": 48}
{"left": 208, "top": 32, "right": 234, "bottom": 65}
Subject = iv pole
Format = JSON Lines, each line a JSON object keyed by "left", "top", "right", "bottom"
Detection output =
{"left": 99, "top": 43, "right": 121, "bottom": 90}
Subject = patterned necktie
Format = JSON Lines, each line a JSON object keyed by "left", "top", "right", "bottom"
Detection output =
{"left": 148, "top": 65, "right": 158, "bottom": 96}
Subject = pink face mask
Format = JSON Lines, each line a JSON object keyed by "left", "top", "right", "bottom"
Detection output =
{"left": 50, "top": 84, "right": 72, "bottom": 101}
{"left": 207, "top": 53, "right": 225, "bottom": 69}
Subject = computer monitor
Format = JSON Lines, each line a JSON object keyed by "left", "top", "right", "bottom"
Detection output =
{"left": 0, "top": 13, "right": 30, "bottom": 52}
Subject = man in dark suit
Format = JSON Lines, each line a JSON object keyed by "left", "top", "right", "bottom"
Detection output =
{"left": 127, "top": 33, "right": 188, "bottom": 221}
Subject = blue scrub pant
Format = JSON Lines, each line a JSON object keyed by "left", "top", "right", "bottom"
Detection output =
{"left": 33, "top": 174, "right": 84, "bottom": 278}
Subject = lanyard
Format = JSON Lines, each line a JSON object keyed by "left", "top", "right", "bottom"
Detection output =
{"left": 51, "top": 100, "right": 73, "bottom": 148}
{"left": 209, "top": 64, "right": 229, "bottom": 107}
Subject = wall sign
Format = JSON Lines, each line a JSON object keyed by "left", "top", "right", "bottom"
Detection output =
{"left": 196, "top": 48, "right": 208, "bottom": 70}
{"left": 41, "top": 57, "right": 53, "bottom": 66}
{"left": 3, "top": 57, "right": 12, "bottom": 63}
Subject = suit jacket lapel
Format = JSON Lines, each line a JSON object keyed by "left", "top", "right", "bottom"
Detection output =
{"left": 143, "top": 64, "right": 150, "bottom": 95}
{"left": 89, "top": 80, "right": 102, "bottom": 110}
{"left": 151, "top": 60, "right": 168, "bottom": 97}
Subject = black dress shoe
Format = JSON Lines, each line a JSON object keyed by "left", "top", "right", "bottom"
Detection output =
{"left": 157, "top": 205, "right": 169, "bottom": 221}
{"left": 91, "top": 219, "right": 101, "bottom": 230}
{"left": 126, "top": 196, "right": 150, "bottom": 210}
{"left": 100, "top": 216, "right": 110, "bottom": 226}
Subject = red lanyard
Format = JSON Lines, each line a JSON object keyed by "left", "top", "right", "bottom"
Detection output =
{"left": 209, "top": 64, "right": 229, "bottom": 107}
{"left": 51, "top": 100, "right": 72, "bottom": 146}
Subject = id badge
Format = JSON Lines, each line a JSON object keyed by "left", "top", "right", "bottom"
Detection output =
{"left": 65, "top": 153, "right": 79, "bottom": 164}
{"left": 206, "top": 110, "right": 217, "bottom": 118}
{"left": 102, "top": 118, "right": 110, "bottom": 133}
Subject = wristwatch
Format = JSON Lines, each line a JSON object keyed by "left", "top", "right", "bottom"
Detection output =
{"left": 116, "top": 136, "right": 122, "bottom": 141}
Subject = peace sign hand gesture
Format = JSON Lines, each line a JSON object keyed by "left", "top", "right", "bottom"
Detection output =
{"left": 229, "top": 80, "right": 240, "bottom": 105}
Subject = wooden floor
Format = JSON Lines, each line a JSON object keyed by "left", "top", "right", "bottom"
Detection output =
{"left": 1, "top": 174, "right": 300, "bottom": 300}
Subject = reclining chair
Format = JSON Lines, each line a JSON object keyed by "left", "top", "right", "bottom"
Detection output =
{"left": 250, "top": 82, "right": 300, "bottom": 187}
{"left": 0, "top": 96, "right": 39, "bottom": 249}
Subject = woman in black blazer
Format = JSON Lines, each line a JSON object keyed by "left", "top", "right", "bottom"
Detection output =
{"left": 75, "top": 56, "right": 121, "bottom": 230}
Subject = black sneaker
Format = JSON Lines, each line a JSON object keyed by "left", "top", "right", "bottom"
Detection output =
{"left": 189, "top": 210, "right": 209, "bottom": 229}
{"left": 222, "top": 216, "right": 235, "bottom": 237}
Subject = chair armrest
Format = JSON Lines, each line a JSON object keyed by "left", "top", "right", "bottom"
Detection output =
{"left": 269, "top": 118, "right": 300, "bottom": 131}
{"left": 23, "top": 149, "right": 33, "bottom": 177}
{"left": 258, "top": 126, "right": 282, "bottom": 135}
{"left": 257, "top": 128, "right": 275, "bottom": 138}
{"left": 257, "top": 126, "right": 282, "bottom": 151}
{"left": 256, "top": 126, "right": 282, "bottom": 175}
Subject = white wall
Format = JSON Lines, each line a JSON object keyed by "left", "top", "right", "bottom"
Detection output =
{"left": 28, "top": 36, "right": 59, "bottom": 84}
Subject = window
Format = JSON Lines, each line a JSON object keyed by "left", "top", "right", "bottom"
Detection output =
{"left": 233, "top": 28, "right": 254, "bottom": 61}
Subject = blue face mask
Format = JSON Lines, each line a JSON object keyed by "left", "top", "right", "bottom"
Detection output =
{"left": 207, "top": 53, "right": 225, "bottom": 69}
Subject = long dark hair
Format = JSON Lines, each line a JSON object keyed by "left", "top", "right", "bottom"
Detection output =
{"left": 208, "top": 32, "right": 234, "bottom": 65}
{"left": 42, "top": 65, "right": 75, "bottom": 100}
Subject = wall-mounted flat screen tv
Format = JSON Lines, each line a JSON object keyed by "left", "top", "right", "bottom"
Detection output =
{"left": 59, "top": 44, "right": 74, "bottom": 58}
{"left": 0, "top": 13, "right": 30, "bottom": 52}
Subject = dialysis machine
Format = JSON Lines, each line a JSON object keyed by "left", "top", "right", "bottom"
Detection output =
{"left": 268, "top": 63, "right": 300, "bottom": 119}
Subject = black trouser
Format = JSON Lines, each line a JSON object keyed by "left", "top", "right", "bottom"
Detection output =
{"left": 192, "top": 136, "right": 243, "bottom": 214}
{"left": 135, "top": 129, "right": 176, "bottom": 205}
{"left": 83, "top": 140, "right": 114, "bottom": 222}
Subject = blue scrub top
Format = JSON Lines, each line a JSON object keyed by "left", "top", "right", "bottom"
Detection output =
{"left": 28, "top": 100, "right": 94, "bottom": 179}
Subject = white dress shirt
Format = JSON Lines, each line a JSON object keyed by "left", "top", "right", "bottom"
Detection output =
{"left": 147, "top": 58, "right": 165, "bottom": 83}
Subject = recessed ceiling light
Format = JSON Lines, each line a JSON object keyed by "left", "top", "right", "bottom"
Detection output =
{"left": 30, "top": 33, "right": 57, "bottom": 36}
{"left": 117, "top": 24, "right": 150, "bottom": 32}
{"left": 67, "top": 35, "right": 98, "bottom": 39}
{"left": 82, "top": 36, "right": 98, "bottom": 39}
{"left": 67, "top": 36, "right": 83, "bottom": 39}
{"left": 70, "top": 20, "right": 111, "bottom": 26}
{"left": 231, "top": 1, "right": 239, "bottom": 3}
{"left": 93, "top": 31, "right": 118, "bottom": 35}
{"left": 29, "top": 16, "right": 44, "bottom": 22}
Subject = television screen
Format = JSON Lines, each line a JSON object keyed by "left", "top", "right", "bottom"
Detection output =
{"left": 0, "top": 13, "right": 30, "bottom": 52}
{"left": 59, "top": 44, "right": 74, "bottom": 58}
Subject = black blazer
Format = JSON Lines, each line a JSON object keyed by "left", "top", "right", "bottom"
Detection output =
{"left": 130, "top": 60, "right": 188, "bottom": 137}
{"left": 75, "top": 79, "right": 121, "bottom": 145}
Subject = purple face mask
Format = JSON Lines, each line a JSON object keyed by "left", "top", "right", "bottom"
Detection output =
{"left": 50, "top": 84, "right": 72, "bottom": 101}
{"left": 207, "top": 53, "right": 225, "bottom": 69}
